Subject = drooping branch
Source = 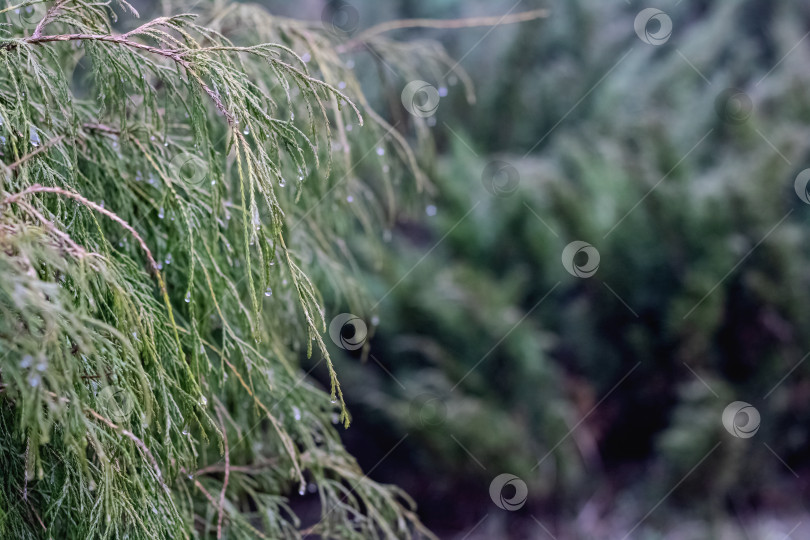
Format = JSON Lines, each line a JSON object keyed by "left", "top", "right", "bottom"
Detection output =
{"left": 6, "top": 135, "right": 65, "bottom": 171}
{"left": 336, "top": 8, "right": 549, "bottom": 52}
{"left": 2, "top": 184, "right": 160, "bottom": 275}
{"left": 22, "top": 32, "right": 235, "bottom": 124}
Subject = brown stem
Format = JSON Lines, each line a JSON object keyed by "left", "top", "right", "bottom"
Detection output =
{"left": 1, "top": 184, "right": 160, "bottom": 276}
{"left": 31, "top": 0, "right": 70, "bottom": 39}
{"left": 86, "top": 407, "right": 169, "bottom": 494}
{"left": 6, "top": 135, "right": 65, "bottom": 171}
{"left": 215, "top": 406, "right": 230, "bottom": 540}
{"left": 336, "top": 8, "right": 549, "bottom": 53}
{"left": 24, "top": 33, "right": 234, "bottom": 124}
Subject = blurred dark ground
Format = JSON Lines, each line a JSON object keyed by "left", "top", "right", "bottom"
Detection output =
{"left": 149, "top": 0, "right": 810, "bottom": 537}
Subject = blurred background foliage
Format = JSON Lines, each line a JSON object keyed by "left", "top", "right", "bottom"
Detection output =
{"left": 278, "top": 0, "right": 810, "bottom": 537}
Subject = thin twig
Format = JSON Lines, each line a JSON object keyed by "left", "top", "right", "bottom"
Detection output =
{"left": 31, "top": 0, "right": 70, "bottom": 39}
{"left": 337, "top": 9, "right": 549, "bottom": 53}
{"left": 22, "top": 32, "right": 234, "bottom": 124}
{"left": 6, "top": 135, "right": 65, "bottom": 171}
{"left": 194, "top": 459, "right": 277, "bottom": 476}
{"left": 85, "top": 407, "right": 169, "bottom": 494}
{"left": 193, "top": 479, "right": 269, "bottom": 540}
{"left": 215, "top": 405, "right": 230, "bottom": 540}
{"left": 2, "top": 184, "right": 159, "bottom": 275}
{"left": 16, "top": 200, "right": 88, "bottom": 258}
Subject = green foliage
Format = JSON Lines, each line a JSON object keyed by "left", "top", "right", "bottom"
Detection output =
{"left": 0, "top": 0, "right": 450, "bottom": 537}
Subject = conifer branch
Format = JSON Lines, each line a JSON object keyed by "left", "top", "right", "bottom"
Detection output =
{"left": 2, "top": 184, "right": 160, "bottom": 276}
{"left": 22, "top": 32, "right": 236, "bottom": 123}
{"left": 6, "top": 135, "right": 64, "bottom": 171}
{"left": 337, "top": 8, "right": 549, "bottom": 52}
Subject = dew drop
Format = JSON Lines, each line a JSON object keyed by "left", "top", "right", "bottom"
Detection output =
{"left": 164, "top": 253, "right": 172, "bottom": 265}
{"left": 438, "top": 86, "right": 448, "bottom": 97}
{"left": 184, "top": 292, "right": 191, "bottom": 303}
{"left": 376, "top": 147, "right": 385, "bottom": 156}
{"left": 426, "top": 204, "right": 437, "bottom": 217}
{"left": 292, "top": 406, "right": 301, "bottom": 421}
{"left": 346, "top": 195, "right": 354, "bottom": 203}
{"left": 199, "top": 396, "right": 208, "bottom": 406}
{"left": 298, "top": 486, "right": 305, "bottom": 495}
{"left": 264, "top": 287, "right": 273, "bottom": 297}
{"left": 19, "top": 355, "right": 32, "bottom": 369}
{"left": 243, "top": 128, "right": 249, "bottom": 135}
{"left": 29, "top": 127, "right": 40, "bottom": 147}
{"left": 278, "top": 178, "right": 287, "bottom": 188}
{"left": 338, "top": 81, "right": 346, "bottom": 89}
{"left": 158, "top": 207, "right": 165, "bottom": 219}
{"left": 36, "top": 361, "right": 47, "bottom": 372}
